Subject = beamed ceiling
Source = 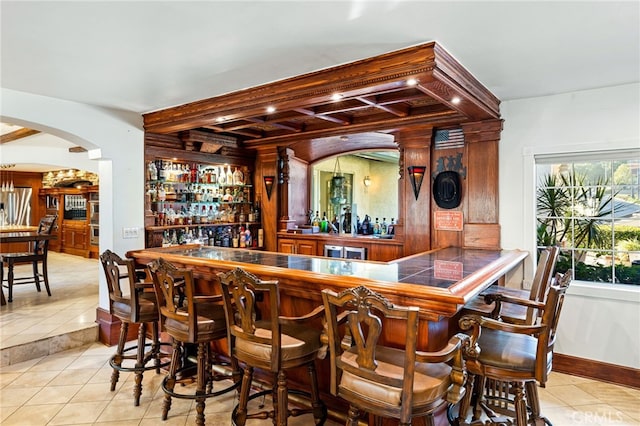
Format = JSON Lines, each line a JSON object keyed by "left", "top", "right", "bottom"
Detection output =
{"left": 143, "top": 42, "right": 500, "bottom": 163}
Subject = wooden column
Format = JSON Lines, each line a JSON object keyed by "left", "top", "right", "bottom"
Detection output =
{"left": 461, "top": 119, "right": 503, "bottom": 249}
{"left": 255, "top": 147, "right": 279, "bottom": 252}
{"left": 396, "top": 126, "right": 433, "bottom": 256}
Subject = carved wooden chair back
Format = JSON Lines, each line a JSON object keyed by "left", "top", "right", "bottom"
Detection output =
{"left": 322, "top": 285, "right": 467, "bottom": 425}
{"left": 148, "top": 257, "right": 197, "bottom": 342}
{"left": 100, "top": 249, "right": 144, "bottom": 321}
{"left": 218, "top": 267, "right": 281, "bottom": 371}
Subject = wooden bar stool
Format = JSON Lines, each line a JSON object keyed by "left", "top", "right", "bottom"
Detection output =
{"left": 322, "top": 285, "right": 468, "bottom": 426}
{"left": 148, "top": 257, "right": 241, "bottom": 426}
{"left": 218, "top": 267, "right": 327, "bottom": 426}
{"left": 100, "top": 249, "right": 170, "bottom": 406}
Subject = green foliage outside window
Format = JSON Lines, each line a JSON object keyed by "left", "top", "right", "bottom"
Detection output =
{"left": 536, "top": 159, "right": 640, "bottom": 285}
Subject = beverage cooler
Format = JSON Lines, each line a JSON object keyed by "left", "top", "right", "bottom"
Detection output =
{"left": 323, "top": 245, "right": 366, "bottom": 260}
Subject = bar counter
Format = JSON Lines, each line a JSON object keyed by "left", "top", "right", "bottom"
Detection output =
{"left": 126, "top": 245, "right": 526, "bottom": 424}
{"left": 126, "top": 245, "right": 526, "bottom": 325}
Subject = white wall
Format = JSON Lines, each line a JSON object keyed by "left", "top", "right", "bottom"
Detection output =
{"left": 1, "top": 88, "right": 145, "bottom": 310}
{"left": 500, "top": 83, "right": 640, "bottom": 368}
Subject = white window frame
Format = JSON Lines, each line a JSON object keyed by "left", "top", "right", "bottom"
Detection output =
{"left": 522, "top": 139, "right": 640, "bottom": 294}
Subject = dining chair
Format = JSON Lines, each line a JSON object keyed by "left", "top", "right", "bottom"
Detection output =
{"left": 457, "top": 270, "right": 572, "bottom": 425}
{"left": 218, "top": 267, "right": 327, "bottom": 426}
{"left": 0, "top": 214, "right": 57, "bottom": 302}
{"left": 322, "top": 285, "right": 468, "bottom": 426}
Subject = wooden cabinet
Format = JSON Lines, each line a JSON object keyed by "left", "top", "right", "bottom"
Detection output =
{"left": 278, "top": 237, "right": 317, "bottom": 255}
{"left": 368, "top": 243, "right": 403, "bottom": 262}
{"left": 277, "top": 233, "right": 403, "bottom": 261}
{"left": 39, "top": 186, "right": 97, "bottom": 258}
{"left": 61, "top": 220, "right": 89, "bottom": 257}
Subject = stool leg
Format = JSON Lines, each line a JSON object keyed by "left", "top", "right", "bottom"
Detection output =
{"left": 195, "top": 342, "right": 207, "bottom": 426}
{"left": 111, "top": 322, "right": 129, "bottom": 391}
{"left": 307, "top": 362, "right": 326, "bottom": 424}
{"left": 276, "top": 370, "right": 288, "bottom": 426}
{"left": 151, "top": 321, "right": 161, "bottom": 374}
{"left": 235, "top": 366, "right": 254, "bottom": 426}
{"left": 162, "top": 341, "right": 181, "bottom": 421}
{"left": 514, "top": 382, "right": 527, "bottom": 426}
{"left": 456, "top": 371, "right": 475, "bottom": 423}
{"left": 133, "top": 322, "right": 147, "bottom": 406}
{"left": 347, "top": 405, "right": 360, "bottom": 426}
{"left": 525, "top": 380, "right": 542, "bottom": 423}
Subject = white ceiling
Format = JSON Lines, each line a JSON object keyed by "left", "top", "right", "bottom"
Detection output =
{"left": 0, "top": 1, "right": 639, "bottom": 173}
{"left": 1, "top": 1, "right": 638, "bottom": 117}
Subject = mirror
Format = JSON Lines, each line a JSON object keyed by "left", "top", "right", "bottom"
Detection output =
{"left": 311, "top": 150, "right": 399, "bottom": 232}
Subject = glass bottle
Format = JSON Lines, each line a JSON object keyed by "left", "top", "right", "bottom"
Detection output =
{"left": 147, "top": 161, "right": 157, "bottom": 181}
{"left": 233, "top": 167, "right": 244, "bottom": 185}
{"left": 218, "top": 165, "right": 226, "bottom": 184}
{"left": 381, "top": 218, "right": 388, "bottom": 235}
{"left": 226, "top": 165, "right": 233, "bottom": 185}
{"left": 312, "top": 211, "right": 320, "bottom": 233}
{"left": 373, "top": 217, "right": 380, "bottom": 235}
{"left": 321, "top": 212, "right": 328, "bottom": 233}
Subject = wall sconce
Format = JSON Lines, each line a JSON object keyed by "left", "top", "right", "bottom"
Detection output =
{"left": 363, "top": 176, "right": 371, "bottom": 187}
{"left": 263, "top": 175, "right": 275, "bottom": 200}
{"left": 407, "top": 166, "right": 426, "bottom": 200}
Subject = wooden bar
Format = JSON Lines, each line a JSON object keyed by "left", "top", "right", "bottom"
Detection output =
{"left": 127, "top": 245, "right": 526, "bottom": 424}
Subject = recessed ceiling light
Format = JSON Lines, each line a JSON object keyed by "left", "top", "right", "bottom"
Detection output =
{"left": 266, "top": 106, "right": 276, "bottom": 113}
{"left": 331, "top": 93, "right": 343, "bottom": 101}
{"left": 451, "top": 96, "right": 461, "bottom": 105}
{"left": 407, "top": 78, "right": 418, "bottom": 86}
{"left": 216, "top": 116, "right": 225, "bottom": 122}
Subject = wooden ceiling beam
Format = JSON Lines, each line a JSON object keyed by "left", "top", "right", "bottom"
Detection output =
{"left": 294, "top": 108, "right": 352, "bottom": 125}
{"left": 356, "top": 96, "right": 409, "bottom": 117}
{"left": 0, "top": 128, "right": 40, "bottom": 144}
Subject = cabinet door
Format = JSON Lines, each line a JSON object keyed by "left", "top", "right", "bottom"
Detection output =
{"left": 72, "top": 229, "right": 87, "bottom": 249}
{"left": 296, "top": 240, "right": 317, "bottom": 256}
{"left": 278, "top": 239, "right": 296, "bottom": 254}
{"left": 369, "top": 244, "right": 402, "bottom": 262}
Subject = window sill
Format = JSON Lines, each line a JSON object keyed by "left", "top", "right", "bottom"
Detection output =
{"left": 568, "top": 280, "right": 640, "bottom": 303}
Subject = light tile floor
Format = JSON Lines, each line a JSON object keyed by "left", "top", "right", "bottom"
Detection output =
{"left": 1, "top": 252, "right": 639, "bottom": 425}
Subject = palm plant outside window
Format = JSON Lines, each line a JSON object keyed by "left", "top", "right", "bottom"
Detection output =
{"left": 536, "top": 155, "right": 640, "bottom": 285}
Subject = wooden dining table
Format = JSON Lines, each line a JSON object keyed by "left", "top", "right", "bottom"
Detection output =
{"left": 0, "top": 231, "right": 56, "bottom": 305}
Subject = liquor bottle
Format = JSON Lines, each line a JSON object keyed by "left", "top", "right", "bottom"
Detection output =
{"left": 158, "top": 160, "right": 166, "bottom": 181}
{"left": 226, "top": 165, "right": 233, "bottom": 185}
{"left": 381, "top": 218, "right": 388, "bottom": 235}
{"left": 254, "top": 201, "right": 261, "bottom": 223}
{"left": 147, "top": 161, "right": 157, "bottom": 181}
{"left": 373, "top": 217, "right": 380, "bottom": 235}
{"left": 389, "top": 218, "right": 395, "bottom": 235}
{"left": 321, "top": 212, "right": 328, "bottom": 233}
{"left": 233, "top": 167, "right": 244, "bottom": 185}
{"left": 312, "top": 211, "right": 320, "bottom": 233}
{"left": 218, "top": 165, "right": 226, "bottom": 184}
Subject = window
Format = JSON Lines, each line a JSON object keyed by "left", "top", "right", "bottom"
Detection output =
{"left": 535, "top": 153, "right": 640, "bottom": 285}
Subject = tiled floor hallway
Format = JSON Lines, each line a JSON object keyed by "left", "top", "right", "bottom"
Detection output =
{"left": 1, "top": 252, "right": 638, "bottom": 425}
